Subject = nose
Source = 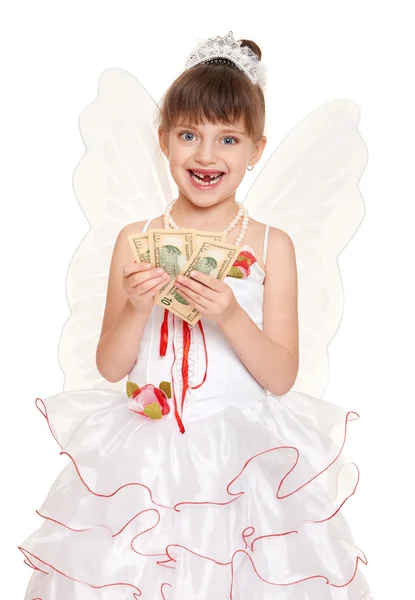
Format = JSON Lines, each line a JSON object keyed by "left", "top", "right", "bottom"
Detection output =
{"left": 194, "top": 140, "right": 218, "bottom": 166}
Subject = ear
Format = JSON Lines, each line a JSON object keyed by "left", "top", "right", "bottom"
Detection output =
{"left": 158, "top": 127, "right": 169, "bottom": 159}
{"left": 250, "top": 135, "right": 267, "bottom": 166}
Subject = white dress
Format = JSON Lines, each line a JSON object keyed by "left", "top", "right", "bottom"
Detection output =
{"left": 19, "top": 218, "right": 371, "bottom": 599}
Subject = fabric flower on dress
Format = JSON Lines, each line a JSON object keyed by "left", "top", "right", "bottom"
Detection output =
{"left": 126, "top": 381, "right": 171, "bottom": 420}
{"left": 227, "top": 250, "right": 257, "bottom": 279}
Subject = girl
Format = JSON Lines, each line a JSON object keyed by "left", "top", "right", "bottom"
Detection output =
{"left": 19, "top": 32, "right": 371, "bottom": 599}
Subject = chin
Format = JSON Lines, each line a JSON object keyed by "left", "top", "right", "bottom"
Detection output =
{"left": 180, "top": 194, "right": 221, "bottom": 208}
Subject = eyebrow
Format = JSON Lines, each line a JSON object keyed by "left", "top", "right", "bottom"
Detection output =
{"left": 176, "top": 124, "right": 246, "bottom": 136}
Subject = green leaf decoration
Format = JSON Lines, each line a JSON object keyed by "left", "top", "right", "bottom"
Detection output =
{"left": 159, "top": 381, "right": 172, "bottom": 398}
{"left": 126, "top": 381, "right": 140, "bottom": 398}
{"left": 143, "top": 402, "right": 163, "bottom": 420}
{"left": 228, "top": 266, "right": 244, "bottom": 279}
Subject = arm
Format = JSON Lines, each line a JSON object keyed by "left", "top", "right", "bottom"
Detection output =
{"left": 218, "top": 228, "right": 299, "bottom": 396}
{"left": 96, "top": 222, "right": 151, "bottom": 383}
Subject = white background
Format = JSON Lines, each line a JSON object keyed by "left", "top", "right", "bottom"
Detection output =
{"left": 1, "top": 1, "right": 414, "bottom": 598}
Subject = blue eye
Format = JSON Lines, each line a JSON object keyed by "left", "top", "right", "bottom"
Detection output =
{"left": 180, "top": 132, "right": 196, "bottom": 141}
{"left": 222, "top": 137, "right": 237, "bottom": 145}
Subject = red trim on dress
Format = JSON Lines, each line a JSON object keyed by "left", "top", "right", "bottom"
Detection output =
{"left": 19, "top": 398, "right": 371, "bottom": 598}
{"left": 18, "top": 547, "right": 142, "bottom": 598}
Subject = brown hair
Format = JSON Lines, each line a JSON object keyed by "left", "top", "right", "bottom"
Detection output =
{"left": 156, "top": 39, "right": 266, "bottom": 144}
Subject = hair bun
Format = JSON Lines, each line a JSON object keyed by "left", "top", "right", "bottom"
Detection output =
{"left": 238, "top": 39, "right": 262, "bottom": 61}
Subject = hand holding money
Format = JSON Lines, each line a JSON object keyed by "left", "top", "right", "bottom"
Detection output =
{"left": 128, "top": 229, "right": 241, "bottom": 325}
{"left": 155, "top": 239, "right": 241, "bottom": 325}
{"left": 122, "top": 262, "right": 170, "bottom": 314}
{"left": 174, "top": 268, "right": 240, "bottom": 326}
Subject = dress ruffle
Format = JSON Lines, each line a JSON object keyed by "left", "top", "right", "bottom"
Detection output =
{"left": 19, "top": 389, "right": 371, "bottom": 599}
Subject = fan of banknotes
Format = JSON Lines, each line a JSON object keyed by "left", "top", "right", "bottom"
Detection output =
{"left": 128, "top": 228, "right": 241, "bottom": 325}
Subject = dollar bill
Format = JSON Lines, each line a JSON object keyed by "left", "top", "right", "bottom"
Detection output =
{"left": 155, "top": 240, "right": 241, "bottom": 325}
{"left": 127, "top": 229, "right": 225, "bottom": 267}
{"left": 195, "top": 230, "right": 227, "bottom": 246}
{"left": 148, "top": 228, "right": 198, "bottom": 297}
{"left": 127, "top": 232, "right": 151, "bottom": 264}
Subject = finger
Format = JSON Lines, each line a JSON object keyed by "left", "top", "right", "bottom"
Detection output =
{"left": 176, "top": 276, "right": 216, "bottom": 302}
{"left": 146, "top": 273, "right": 170, "bottom": 294}
{"left": 138, "top": 272, "right": 169, "bottom": 293}
{"left": 176, "top": 283, "right": 208, "bottom": 310}
{"left": 131, "top": 268, "right": 169, "bottom": 287}
{"left": 123, "top": 262, "right": 152, "bottom": 277}
{"left": 188, "top": 270, "right": 221, "bottom": 290}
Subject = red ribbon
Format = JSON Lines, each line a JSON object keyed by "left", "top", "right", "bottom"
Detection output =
{"left": 160, "top": 308, "right": 208, "bottom": 434}
{"left": 159, "top": 308, "right": 169, "bottom": 356}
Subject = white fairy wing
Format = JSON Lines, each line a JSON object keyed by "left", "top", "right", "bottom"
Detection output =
{"left": 245, "top": 99, "right": 368, "bottom": 398}
{"left": 58, "top": 68, "right": 173, "bottom": 392}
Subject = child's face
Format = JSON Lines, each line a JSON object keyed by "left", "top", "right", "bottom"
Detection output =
{"left": 159, "top": 119, "right": 266, "bottom": 207}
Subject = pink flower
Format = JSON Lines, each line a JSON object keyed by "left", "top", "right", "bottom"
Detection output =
{"left": 126, "top": 382, "right": 171, "bottom": 420}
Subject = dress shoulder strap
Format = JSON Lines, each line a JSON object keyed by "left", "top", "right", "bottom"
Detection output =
{"left": 262, "top": 223, "right": 270, "bottom": 265}
{"left": 142, "top": 218, "right": 154, "bottom": 233}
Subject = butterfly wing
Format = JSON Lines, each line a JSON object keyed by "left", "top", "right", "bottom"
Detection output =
{"left": 245, "top": 99, "right": 368, "bottom": 398}
{"left": 58, "top": 68, "right": 174, "bottom": 392}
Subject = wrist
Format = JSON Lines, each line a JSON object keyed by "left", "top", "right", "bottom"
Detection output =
{"left": 217, "top": 302, "right": 244, "bottom": 330}
{"left": 126, "top": 298, "right": 152, "bottom": 319}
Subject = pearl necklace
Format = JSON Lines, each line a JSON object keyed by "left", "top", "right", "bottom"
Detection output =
{"left": 163, "top": 198, "right": 249, "bottom": 246}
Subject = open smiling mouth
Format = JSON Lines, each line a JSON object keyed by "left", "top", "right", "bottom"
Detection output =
{"left": 187, "top": 170, "right": 226, "bottom": 188}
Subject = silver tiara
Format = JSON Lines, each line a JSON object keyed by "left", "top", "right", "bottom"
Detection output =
{"left": 184, "top": 31, "right": 267, "bottom": 88}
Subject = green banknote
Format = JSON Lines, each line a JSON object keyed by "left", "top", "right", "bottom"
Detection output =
{"left": 127, "top": 232, "right": 151, "bottom": 264}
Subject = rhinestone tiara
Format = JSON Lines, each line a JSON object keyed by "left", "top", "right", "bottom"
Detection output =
{"left": 184, "top": 31, "right": 267, "bottom": 88}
